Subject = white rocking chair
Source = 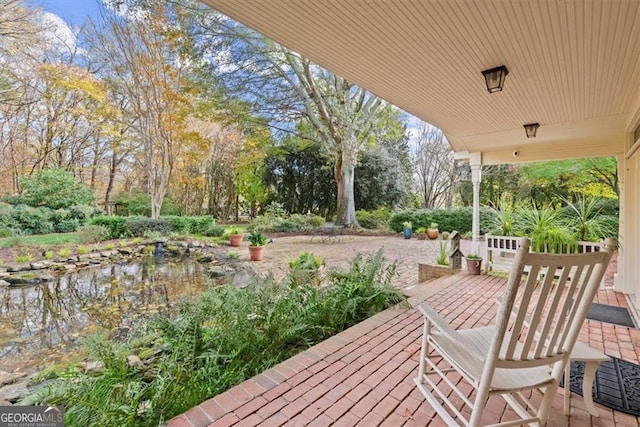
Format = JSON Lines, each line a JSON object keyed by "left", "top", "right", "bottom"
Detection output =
{"left": 414, "top": 237, "right": 616, "bottom": 426}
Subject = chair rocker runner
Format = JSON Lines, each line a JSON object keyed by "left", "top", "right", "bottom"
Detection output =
{"left": 414, "top": 237, "right": 616, "bottom": 426}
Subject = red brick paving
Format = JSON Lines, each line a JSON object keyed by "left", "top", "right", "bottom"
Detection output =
{"left": 168, "top": 236, "right": 636, "bottom": 426}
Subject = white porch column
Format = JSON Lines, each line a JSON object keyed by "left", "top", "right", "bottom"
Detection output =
{"left": 470, "top": 153, "right": 482, "bottom": 254}
{"left": 620, "top": 152, "right": 639, "bottom": 301}
{"left": 615, "top": 154, "right": 626, "bottom": 292}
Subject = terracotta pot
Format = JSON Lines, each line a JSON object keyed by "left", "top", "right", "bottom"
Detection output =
{"left": 466, "top": 258, "right": 483, "bottom": 275}
{"left": 427, "top": 229, "right": 439, "bottom": 240}
{"left": 229, "top": 234, "right": 244, "bottom": 247}
{"left": 249, "top": 245, "right": 265, "bottom": 261}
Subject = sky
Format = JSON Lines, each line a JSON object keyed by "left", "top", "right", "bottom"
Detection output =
{"left": 29, "top": 0, "right": 102, "bottom": 26}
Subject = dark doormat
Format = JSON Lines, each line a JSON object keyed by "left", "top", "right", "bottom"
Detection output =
{"left": 586, "top": 302, "right": 636, "bottom": 328}
{"left": 561, "top": 356, "right": 640, "bottom": 416}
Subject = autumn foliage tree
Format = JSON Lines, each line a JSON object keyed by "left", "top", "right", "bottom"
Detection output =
{"left": 90, "top": 2, "right": 198, "bottom": 218}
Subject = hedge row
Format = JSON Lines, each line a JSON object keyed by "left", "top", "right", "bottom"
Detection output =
{"left": 388, "top": 207, "right": 495, "bottom": 234}
{"left": 90, "top": 215, "right": 221, "bottom": 239}
{"left": 248, "top": 214, "right": 326, "bottom": 232}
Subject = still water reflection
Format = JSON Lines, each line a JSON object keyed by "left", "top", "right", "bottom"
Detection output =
{"left": 0, "top": 258, "right": 210, "bottom": 372}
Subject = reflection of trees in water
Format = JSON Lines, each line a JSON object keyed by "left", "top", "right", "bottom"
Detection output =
{"left": 0, "top": 258, "right": 209, "bottom": 369}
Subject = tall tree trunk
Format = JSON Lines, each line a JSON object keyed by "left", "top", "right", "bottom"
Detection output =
{"left": 104, "top": 148, "right": 118, "bottom": 214}
{"left": 151, "top": 190, "right": 164, "bottom": 219}
{"left": 334, "top": 151, "right": 359, "bottom": 227}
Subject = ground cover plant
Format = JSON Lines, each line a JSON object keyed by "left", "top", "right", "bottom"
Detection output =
{"left": 30, "top": 250, "right": 406, "bottom": 426}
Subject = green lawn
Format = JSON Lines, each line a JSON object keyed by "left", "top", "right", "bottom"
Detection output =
{"left": 0, "top": 232, "right": 80, "bottom": 248}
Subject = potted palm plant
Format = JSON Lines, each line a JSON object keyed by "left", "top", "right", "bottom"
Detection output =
{"left": 248, "top": 230, "right": 267, "bottom": 261}
{"left": 228, "top": 227, "right": 244, "bottom": 247}
{"left": 465, "top": 253, "right": 483, "bottom": 275}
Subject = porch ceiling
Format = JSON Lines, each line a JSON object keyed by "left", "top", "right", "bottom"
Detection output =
{"left": 200, "top": 0, "right": 640, "bottom": 163}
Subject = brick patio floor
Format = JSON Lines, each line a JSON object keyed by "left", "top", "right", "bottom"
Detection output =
{"left": 168, "top": 238, "right": 638, "bottom": 426}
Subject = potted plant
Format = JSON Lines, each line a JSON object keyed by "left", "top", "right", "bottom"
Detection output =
{"left": 248, "top": 230, "right": 267, "bottom": 261}
{"left": 465, "top": 253, "right": 483, "bottom": 275}
{"left": 289, "top": 251, "right": 323, "bottom": 287}
{"left": 416, "top": 227, "right": 427, "bottom": 240}
{"left": 427, "top": 222, "right": 439, "bottom": 240}
{"left": 403, "top": 221, "right": 413, "bottom": 239}
{"left": 228, "top": 227, "right": 244, "bottom": 247}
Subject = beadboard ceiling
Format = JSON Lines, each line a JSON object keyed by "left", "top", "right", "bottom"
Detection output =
{"left": 200, "top": 0, "right": 640, "bottom": 163}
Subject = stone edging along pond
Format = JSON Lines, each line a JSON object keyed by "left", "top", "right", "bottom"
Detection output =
{"left": 0, "top": 238, "right": 228, "bottom": 288}
{"left": 0, "top": 238, "right": 254, "bottom": 406}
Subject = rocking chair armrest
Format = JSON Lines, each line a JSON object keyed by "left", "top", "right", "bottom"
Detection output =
{"left": 418, "top": 303, "right": 464, "bottom": 340}
{"left": 418, "top": 303, "right": 488, "bottom": 359}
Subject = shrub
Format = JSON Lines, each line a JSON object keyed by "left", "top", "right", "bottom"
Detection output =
{"left": 264, "top": 201, "right": 286, "bottom": 217}
{"left": 54, "top": 219, "right": 80, "bottom": 233}
{"left": 201, "top": 224, "right": 225, "bottom": 237}
{"left": 0, "top": 227, "right": 13, "bottom": 238}
{"left": 124, "top": 218, "right": 173, "bottom": 238}
{"left": 11, "top": 205, "right": 54, "bottom": 235}
{"left": 389, "top": 207, "right": 493, "bottom": 235}
{"left": 249, "top": 214, "right": 324, "bottom": 233}
{"left": 6, "top": 168, "right": 94, "bottom": 209}
{"left": 0, "top": 202, "right": 17, "bottom": 230}
{"left": 185, "top": 216, "right": 215, "bottom": 235}
{"left": 113, "top": 192, "right": 151, "bottom": 216}
{"left": 248, "top": 215, "right": 280, "bottom": 232}
{"left": 356, "top": 208, "right": 390, "bottom": 230}
{"left": 388, "top": 210, "right": 414, "bottom": 233}
{"left": 90, "top": 216, "right": 128, "bottom": 239}
{"left": 288, "top": 214, "right": 323, "bottom": 230}
{"left": 271, "top": 219, "right": 299, "bottom": 232}
{"left": 161, "top": 216, "right": 190, "bottom": 233}
{"left": 305, "top": 215, "right": 326, "bottom": 227}
{"left": 77, "top": 226, "right": 109, "bottom": 244}
{"left": 68, "top": 205, "right": 97, "bottom": 222}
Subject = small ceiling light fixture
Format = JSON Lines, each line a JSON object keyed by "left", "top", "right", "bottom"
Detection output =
{"left": 481, "top": 65, "right": 509, "bottom": 93}
{"left": 524, "top": 123, "right": 540, "bottom": 138}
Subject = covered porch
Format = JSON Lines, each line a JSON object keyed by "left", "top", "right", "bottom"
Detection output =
{"left": 168, "top": 271, "right": 640, "bottom": 426}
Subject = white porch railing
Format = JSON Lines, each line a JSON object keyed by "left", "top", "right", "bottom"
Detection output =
{"left": 484, "top": 233, "right": 603, "bottom": 273}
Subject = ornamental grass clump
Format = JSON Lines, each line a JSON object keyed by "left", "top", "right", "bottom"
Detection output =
{"left": 33, "top": 250, "right": 406, "bottom": 427}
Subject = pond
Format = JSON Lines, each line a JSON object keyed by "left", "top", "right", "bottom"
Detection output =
{"left": 0, "top": 257, "right": 211, "bottom": 373}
